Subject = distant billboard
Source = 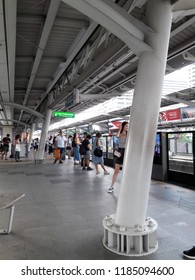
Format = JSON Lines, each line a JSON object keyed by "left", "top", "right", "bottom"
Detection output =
{"left": 159, "top": 109, "right": 181, "bottom": 122}
{"left": 181, "top": 106, "right": 195, "bottom": 119}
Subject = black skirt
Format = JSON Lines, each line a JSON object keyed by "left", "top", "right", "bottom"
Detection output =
{"left": 115, "top": 148, "right": 125, "bottom": 165}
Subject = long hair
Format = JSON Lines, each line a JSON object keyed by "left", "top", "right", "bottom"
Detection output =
{"left": 120, "top": 121, "right": 128, "bottom": 135}
{"left": 73, "top": 132, "right": 77, "bottom": 141}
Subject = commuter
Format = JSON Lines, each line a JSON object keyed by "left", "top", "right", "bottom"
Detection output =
{"left": 62, "top": 134, "right": 68, "bottom": 160}
{"left": 183, "top": 246, "right": 195, "bottom": 259}
{"left": 0, "top": 141, "right": 3, "bottom": 156}
{"left": 33, "top": 138, "right": 39, "bottom": 151}
{"left": 14, "top": 134, "right": 21, "bottom": 162}
{"left": 66, "top": 135, "right": 73, "bottom": 159}
{"left": 93, "top": 132, "right": 109, "bottom": 175}
{"left": 1, "top": 134, "right": 11, "bottom": 160}
{"left": 48, "top": 135, "right": 53, "bottom": 155}
{"left": 53, "top": 135, "right": 56, "bottom": 147}
{"left": 45, "top": 139, "right": 48, "bottom": 152}
{"left": 82, "top": 134, "right": 93, "bottom": 171}
{"left": 80, "top": 132, "right": 88, "bottom": 167}
{"left": 72, "top": 132, "right": 81, "bottom": 165}
{"left": 54, "top": 130, "right": 67, "bottom": 164}
{"left": 108, "top": 121, "right": 128, "bottom": 193}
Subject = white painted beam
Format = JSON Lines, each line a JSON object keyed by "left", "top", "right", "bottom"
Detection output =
{"left": 163, "top": 95, "right": 195, "bottom": 108}
{"left": 61, "top": 0, "right": 152, "bottom": 56}
{"left": 0, "top": 118, "right": 30, "bottom": 127}
{"left": 0, "top": 101, "right": 44, "bottom": 119}
{"left": 173, "top": 0, "right": 195, "bottom": 11}
{"left": 23, "top": 0, "right": 61, "bottom": 106}
{"left": 18, "top": 0, "right": 61, "bottom": 123}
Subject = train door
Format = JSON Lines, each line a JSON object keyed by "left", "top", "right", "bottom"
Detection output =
{"left": 167, "top": 131, "right": 195, "bottom": 187}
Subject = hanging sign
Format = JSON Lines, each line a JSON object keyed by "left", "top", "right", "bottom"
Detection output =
{"left": 53, "top": 112, "right": 75, "bottom": 118}
{"left": 65, "top": 90, "right": 80, "bottom": 109}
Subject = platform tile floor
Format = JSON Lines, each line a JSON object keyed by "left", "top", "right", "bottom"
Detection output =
{"left": 0, "top": 154, "right": 195, "bottom": 260}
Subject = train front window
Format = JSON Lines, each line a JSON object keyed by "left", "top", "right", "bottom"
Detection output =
{"left": 168, "top": 132, "right": 193, "bottom": 175}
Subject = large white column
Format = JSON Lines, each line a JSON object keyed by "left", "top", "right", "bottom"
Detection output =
{"left": 103, "top": 0, "right": 173, "bottom": 256}
{"left": 36, "top": 92, "right": 53, "bottom": 161}
{"left": 115, "top": 0, "right": 172, "bottom": 227}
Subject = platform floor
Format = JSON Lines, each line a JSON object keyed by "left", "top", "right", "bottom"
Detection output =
{"left": 0, "top": 153, "right": 195, "bottom": 260}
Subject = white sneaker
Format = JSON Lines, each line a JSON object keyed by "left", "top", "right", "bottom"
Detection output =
{"left": 104, "top": 171, "right": 109, "bottom": 175}
{"left": 96, "top": 171, "right": 100, "bottom": 174}
{"left": 107, "top": 187, "right": 114, "bottom": 193}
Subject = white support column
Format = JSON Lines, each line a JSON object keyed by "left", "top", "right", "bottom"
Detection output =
{"left": 36, "top": 92, "right": 53, "bottom": 162}
{"left": 103, "top": 0, "right": 173, "bottom": 256}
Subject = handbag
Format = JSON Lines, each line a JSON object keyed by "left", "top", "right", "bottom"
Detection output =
{"left": 54, "top": 149, "right": 61, "bottom": 159}
{"left": 114, "top": 150, "right": 121, "bottom": 158}
{"left": 94, "top": 147, "right": 103, "bottom": 157}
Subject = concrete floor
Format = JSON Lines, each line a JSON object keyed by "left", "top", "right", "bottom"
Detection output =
{"left": 0, "top": 153, "right": 194, "bottom": 260}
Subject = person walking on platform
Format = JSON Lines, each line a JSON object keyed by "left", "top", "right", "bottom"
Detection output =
{"left": 92, "top": 132, "right": 109, "bottom": 175}
{"left": 54, "top": 130, "right": 67, "bottom": 164}
{"left": 72, "top": 132, "right": 81, "bottom": 165}
{"left": 108, "top": 121, "right": 128, "bottom": 193}
{"left": 81, "top": 134, "right": 93, "bottom": 171}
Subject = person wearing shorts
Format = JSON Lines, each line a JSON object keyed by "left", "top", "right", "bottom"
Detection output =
{"left": 1, "top": 134, "right": 11, "bottom": 160}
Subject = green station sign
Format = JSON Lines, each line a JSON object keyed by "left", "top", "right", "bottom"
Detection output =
{"left": 53, "top": 111, "right": 75, "bottom": 118}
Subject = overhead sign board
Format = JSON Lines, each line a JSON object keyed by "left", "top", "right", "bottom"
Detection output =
{"left": 53, "top": 112, "right": 75, "bottom": 118}
{"left": 64, "top": 90, "right": 80, "bottom": 109}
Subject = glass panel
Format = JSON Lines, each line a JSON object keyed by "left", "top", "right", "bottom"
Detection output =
{"left": 108, "top": 135, "right": 114, "bottom": 159}
{"left": 168, "top": 132, "right": 193, "bottom": 174}
{"left": 101, "top": 136, "right": 107, "bottom": 157}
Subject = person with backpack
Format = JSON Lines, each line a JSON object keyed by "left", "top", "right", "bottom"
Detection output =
{"left": 92, "top": 132, "right": 109, "bottom": 175}
{"left": 81, "top": 134, "right": 93, "bottom": 171}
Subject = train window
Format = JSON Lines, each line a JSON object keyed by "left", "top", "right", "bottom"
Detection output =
{"left": 168, "top": 132, "right": 193, "bottom": 175}
{"left": 107, "top": 135, "right": 114, "bottom": 159}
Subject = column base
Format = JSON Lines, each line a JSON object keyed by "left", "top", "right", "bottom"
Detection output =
{"left": 102, "top": 214, "right": 158, "bottom": 257}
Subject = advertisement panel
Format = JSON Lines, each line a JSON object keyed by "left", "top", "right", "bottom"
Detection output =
{"left": 159, "top": 109, "right": 181, "bottom": 121}
{"left": 181, "top": 106, "right": 195, "bottom": 119}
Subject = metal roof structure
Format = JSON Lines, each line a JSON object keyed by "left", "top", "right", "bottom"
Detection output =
{"left": 0, "top": 0, "right": 195, "bottom": 132}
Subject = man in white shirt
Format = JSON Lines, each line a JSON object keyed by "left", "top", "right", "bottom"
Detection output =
{"left": 54, "top": 130, "right": 67, "bottom": 164}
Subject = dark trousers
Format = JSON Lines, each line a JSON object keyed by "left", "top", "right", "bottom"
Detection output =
{"left": 15, "top": 151, "right": 20, "bottom": 161}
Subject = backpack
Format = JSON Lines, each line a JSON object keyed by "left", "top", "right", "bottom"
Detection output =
{"left": 79, "top": 145, "right": 87, "bottom": 155}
